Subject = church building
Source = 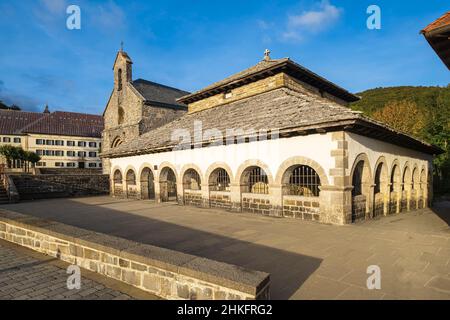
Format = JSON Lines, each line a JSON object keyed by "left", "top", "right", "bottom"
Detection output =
{"left": 101, "top": 49, "right": 442, "bottom": 225}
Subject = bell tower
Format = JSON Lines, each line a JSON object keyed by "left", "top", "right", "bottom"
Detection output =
{"left": 113, "top": 42, "right": 133, "bottom": 92}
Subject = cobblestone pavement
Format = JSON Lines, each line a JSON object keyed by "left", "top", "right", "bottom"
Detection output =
{"left": 1, "top": 197, "right": 450, "bottom": 300}
{"left": 0, "top": 240, "right": 155, "bottom": 300}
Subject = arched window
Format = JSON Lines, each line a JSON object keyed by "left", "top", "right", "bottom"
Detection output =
{"left": 183, "top": 169, "right": 201, "bottom": 190}
{"left": 117, "top": 68, "right": 122, "bottom": 91}
{"left": 113, "top": 170, "right": 122, "bottom": 184}
{"left": 242, "top": 166, "right": 269, "bottom": 194}
{"left": 209, "top": 168, "right": 230, "bottom": 191}
{"left": 118, "top": 107, "right": 125, "bottom": 125}
{"left": 126, "top": 169, "right": 136, "bottom": 186}
{"left": 352, "top": 161, "right": 365, "bottom": 196}
{"left": 286, "top": 165, "right": 320, "bottom": 197}
{"left": 374, "top": 164, "right": 383, "bottom": 194}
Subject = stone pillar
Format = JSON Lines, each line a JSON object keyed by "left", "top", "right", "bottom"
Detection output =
{"left": 201, "top": 183, "right": 210, "bottom": 208}
{"left": 268, "top": 184, "right": 283, "bottom": 217}
{"left": 367, "top": 184, "right": 375, "bottom": 219}
{"left": 229, "top": 183, "right": 242, "bottom": 212}
{"left": 102, "top": 158, "right": 111, "bottom": 175}
{"left": 154, "top": 179, "right": 161, "bottom": 203}
{"left": 176, "top": 182, "right": 184, "bottom": 205}
{"left": 324, "top": 131, "right": 353, "bottom": 225}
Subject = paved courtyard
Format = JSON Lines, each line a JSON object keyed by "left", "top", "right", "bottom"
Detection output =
{"left": 0, "top": 240, "right": 158, "bottom": 300}
{"left": 1, "top": 197, "right": 449, "bottom": 300}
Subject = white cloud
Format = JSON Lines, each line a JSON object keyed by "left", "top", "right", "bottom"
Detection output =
{"left": 93, "top": 1, "right": 126, "bottom": 31}
{"left": 282, "top": 0, "right": 342, "bottom": 42}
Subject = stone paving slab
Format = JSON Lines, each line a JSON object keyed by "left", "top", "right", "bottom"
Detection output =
{"left": 1, "top": 196, "right": 449, "bottom": 300}
{"left": 0, "top": 239, "right": 159, "bottom": 300}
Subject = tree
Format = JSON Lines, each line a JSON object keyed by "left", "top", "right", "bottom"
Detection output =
{"left": 372, "top": 100, "right": 426, "bottom": 137}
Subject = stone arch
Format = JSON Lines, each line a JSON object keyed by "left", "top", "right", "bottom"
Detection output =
{"left": 373, "top": 156, "right": 389, "bottom": 217}
{"left": 124, "top": 166, "right": 138, "bottom": 199}
{"left": 389, "top": 160, "right": 402, "bottom": 214}
{"left": 111, "top": 166, "right": 124, "bottom": 197}
{"left": 111, "top": 136, "right": 123, "bottom": 148}
{"left": 139, "top": 164, "right": 155, "bottom": 200}
{"left": 180, "top": 164, "right": 204, "bottom": 187}
{"left": 350, "top": 153, "right": 372, "bottom": 223}
{"left": 159, "top": 163, "right": 178, "bottom": 202}
{"left": 419, "top": 167, "right": 427, "bottom": 208}
{"left": 402, "top": 162, "right": 412, "bottom": 211}
{"left": 275, "top": 156, "right": 329, "bottom": 186}
{"left": 236, "top": 160, "right": 274, "bottom": 194}
{"left": 205, "top": 162, "right": 235, "bottom": 186}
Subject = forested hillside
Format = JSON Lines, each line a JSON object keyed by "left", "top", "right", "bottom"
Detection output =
{"left": 350, "top": 85, "right": 450, "bottom": 195}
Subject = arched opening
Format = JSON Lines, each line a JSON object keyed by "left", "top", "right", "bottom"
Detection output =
{"left": 117, "top": 68, "right": 123, "bottom": 91}
{"left": 159, "top": 167, "right": 177, "bottom": 202}
{"left": 241, "top": 166, "right": 269, "bottom": 194}
{"left": 113, "top": 169, "right": 123, "bottom": 197}
{"left": 209, "top": 168, "right": 231, "bottom": 191}
{"left": 111, "top": 136, "right": 123, "bottom": 148}
{"left": 118, "top": 107, "right": 125, "bottom": 125}
{"left": 412, "top": 168, "right": 419, "bottom": 210}
{"left": 373, "top": 162, "right": 388, "bottom": 218}
{"left": 140, "top": 168, "right": 155, "bottom": 200}
{"left": 389, "top": 164, "right": 401, "bottom": 214}
{"left": 125, "top": 169, "right": 137, "bottom": 199}
{"left": 402, "top": 166, "right": 412, "bottom": 211}
{"left": 281, "top": 165, "right": 321, "bottom": 220}
{"left": 183, "top": 169, "right": 201, "bottom": 191}
{"left": 351, "top": 159, "right": 371, "bottom": 223}
{"left": 419, "top": 169, "right": 426, "bottom": 208}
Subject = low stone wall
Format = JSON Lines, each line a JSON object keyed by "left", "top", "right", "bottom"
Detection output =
{"left": 209, "top": 191, "right": 232, "bottom": 209}
{"left": 11, "top": 174, "right": 110, "bottom": 200}
{"left": 126, "top": 185, "right": 140, "bottom": 200}
{"left": 242, "top": 194, "right": 273, "bottom": 216}
{"left": 373, "top": 193, "right": 384, "bottom": 218}
{"left": 184, "top": 190, "right": 203, "bottom": 207}
{"left": 0, "top": 209, "right": 270, "bottom": 300}
{"left": 389, "top": 192, "right": 398, "bottom": 214}
{"left": 38, "top": 168, "right": 103, "bottom": 175}
{"left": 282, "top": 196, "right": 320, "bottom": 221}
{"left": 351, "top": 195, "right": 366, "bottom": 222}
{"left": 113, "top": 183, "right": 124, "bottom": 197}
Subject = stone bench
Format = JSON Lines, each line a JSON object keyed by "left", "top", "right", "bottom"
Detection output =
{"left": 0, "top": 209, "right": 270, "bottom": 300}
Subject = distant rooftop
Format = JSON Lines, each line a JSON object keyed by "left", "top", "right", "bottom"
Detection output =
{"left": 0, "top": 108, "right": 104, "bottom": 138}
{"left": 421, "top": 11, "right": 450, "bottom": 70}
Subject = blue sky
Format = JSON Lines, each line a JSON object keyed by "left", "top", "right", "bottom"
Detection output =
{"left": 0, "top": 0, "right": 448, "bottom": 114}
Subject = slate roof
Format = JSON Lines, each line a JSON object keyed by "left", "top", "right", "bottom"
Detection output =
{"left": 131, "top": 79, "right": 190, "bottom": 109}
{"left": 0, "top": 110, "right": 104, "bottom": 138}
{"left": 103, "top": 87, "right": 441, "bottom": 158}
{"left": 178, "top": 58, "right": 359, "bottom": 104}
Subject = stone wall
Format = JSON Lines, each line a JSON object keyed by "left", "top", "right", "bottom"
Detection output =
{"left": 389, "top": 192, "right": 398, "bottom": 214}
{"left": 282, "top": 196, "right": 320, "bottom": 221}
{"left": 242, "top": 194, "right": 273, "bottom": 216}
{"left": 183, "top": 190, "right": 203, "bottom": 207}
{"left": 209, "top": 191, "right": 232, "bottom": 209}
{"left": 140, "top": 104, "right": 186, "bottom": 134}
{"left": 0, "top": 210, "right": 270, "bottom": 300}
{"left": 373, "top": 193, "right": 384, "bottom": 218}
{"left": 352, "top": 195, "right": 366, "bottom": 222}
{"left": 10, "top": 174, "right": 110, "bottom": 200}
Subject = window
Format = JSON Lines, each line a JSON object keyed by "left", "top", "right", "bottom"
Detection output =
{"left": 118, "top": 107, "right": 125, "bottom": 125}
{"left": 183, "top": 169, "right": 201, "bottom": 190}
{"left": 99, "top": 163, "right": 102, "bottom": 168}
{"left": 88, "top": 152, "right": 97, "bottom": 158}
{"left": 36, "top": 150, "right": 43, "bottom": 156}
{"left": 55, "top": 162, "right": 64, "bottom": 167}
{"left": 36, "top": 162, "right": 46, "bottom": 167}
{"left": 55, "top": 140, "right": 64, "bottom": 146}
{"left": 14, "top": 137, "right": 21, "bottom": 143}
{"left": 36, "top": 139, "right": 44, "bottom": 145}
{"left": 286, "top": 165, "right": 321, "bottom": 197}
{"left": 89, "top": 142, "right": 97, "bottom": 148}
{"left": 209, "top": 168, "right": 230, "bottom": 191}
{"left": 78, "top": 151, "right": 86, "bottom": 157}
{"left": 67, "top": 163, "right": 76, "bottom": 167}
{"left": 46, "top": 140, "right": 54, "bottom": 145}
{"left": 126, "top": 169, "right": 136, "bottom": 186}
{"left": 243, "top": 167, "right": 269, "bottom": 194}
{"left": 3, "top": 137, "right": 11, "bottom": 143}
{"left": 67, "top": 151, "right": 76, "bottom": 157}
{"left": 67, "top": 141, "right": 75, "bottom": 147}
{"left": 56, "top": 151, "right": 64, "bottom": 157}
{"left": 78, "top": 141, "right": 86, "bottom": 147}
{"left": 88, "top": 163, "right": 97, "bottom": 168}
{"left": 118, "top": 68, "right": 123, "bottom": 91}
{"left": 114, "top": 170, "right": 123, "bottom": 184}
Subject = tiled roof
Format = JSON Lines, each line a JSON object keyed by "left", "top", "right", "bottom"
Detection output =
{"left": 422, "top": 11, "right": 450, "bottom": 33}
{"left": 0, "top": 110, "right": 104, "bottom": 138}
{"left": 103, "top": 87, "right": 441, "bottom": 158}
{"left": 131, "top": 79, "right": 189, "bottom": 108}
{"left": 178, "top": 58, "right": 359, "bottom": 104}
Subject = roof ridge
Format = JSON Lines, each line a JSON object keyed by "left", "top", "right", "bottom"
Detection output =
{"left": 132, "top": 78, "right": 189, "bottom": 94}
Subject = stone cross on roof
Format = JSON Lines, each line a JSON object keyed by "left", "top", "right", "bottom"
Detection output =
{"left": 264, "top": 49, "right": 271, "bottom": 61}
